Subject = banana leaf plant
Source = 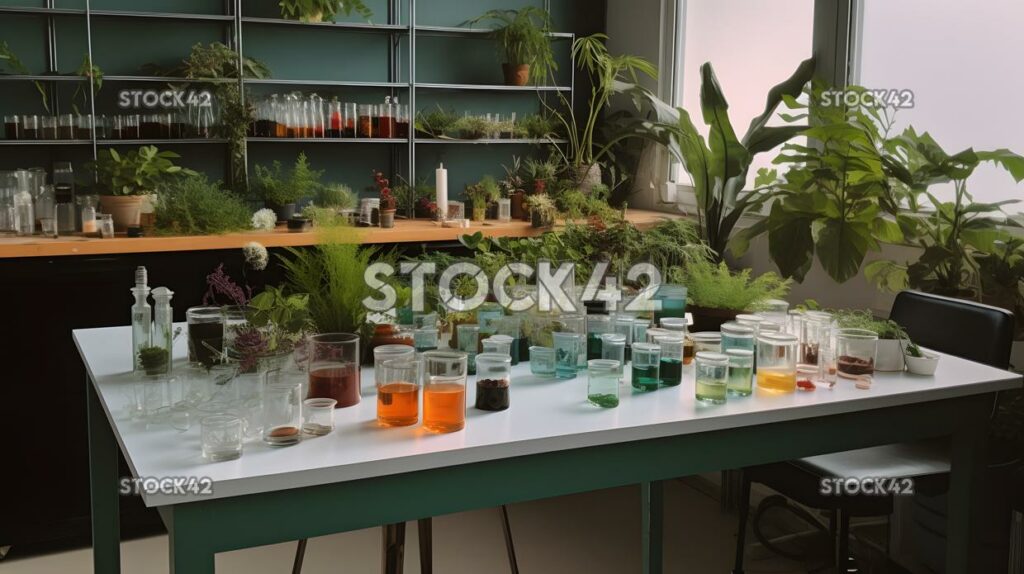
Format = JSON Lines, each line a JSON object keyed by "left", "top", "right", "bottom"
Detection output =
{"left": 864, "top": 128, "right": 1024, "bottom": 297}
{"left": 617, "top": 58, "right": 815, "bottom": 260}
{"left": 731, "top": 83, "right": 912, "bottom": 283}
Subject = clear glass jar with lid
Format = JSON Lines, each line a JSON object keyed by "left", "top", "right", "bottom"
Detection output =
{"left": 756, "top": 333, "right": 798, "bottom": 393}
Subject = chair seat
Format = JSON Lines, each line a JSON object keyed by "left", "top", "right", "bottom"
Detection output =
{"left": 796, "top": 441, "right": 950, "bottom": 480}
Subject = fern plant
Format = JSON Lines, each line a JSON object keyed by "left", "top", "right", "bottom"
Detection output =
{"left": 465, "top": 7, "right": 557, "bottom": 85}
{"left": 672, "top": 258, "right": 791, "bottom": 312}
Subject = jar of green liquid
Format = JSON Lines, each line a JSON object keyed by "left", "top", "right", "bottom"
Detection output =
{"left": 631, "top": 342, "right": 661, "bottom": 392}
{"left": 725, "top": 348, "right": 754, "bottom": 396}
{"left": 695, "top": 351, "right": 729, "bottom": 404}
{"left": 586, "top": 314, "right": 612, "bottom": 360}
{"left": 654, "top": 334, "right": 685, "bottom": 387}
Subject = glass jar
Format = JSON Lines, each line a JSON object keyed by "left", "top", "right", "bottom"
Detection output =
{"left": 614, "top": 313, "right": 635, "bottom": 361}
{"left": 800, "top": 311, "right": 833, "bottom": 368}
{"left": 421, "top": 351, "right": 468, "bottom": 433}
{"left": 342, "top": 102, "right": 357, "bottom": 137}
{"left": 497, "top": 197, "right": 511, "bottom": 222}
{"left": 456, "top": 323, "right": 480, "bottom": 374}
{"left": 553, "top": 332, "right": 581, "bottom": 380}
{"left": 654, "top": 335, "right": 685, "bottom": 387}
{"left": 186, "top": 306, "right": 224, "bottom": 367}
{"left": 201, "top": 414, "right": 243, "bottom": 461}
{"left": 307, "top": 333, "right": 361, "bottom": 407}
{"left": 373, "top": 343, "right": 415, "bottom": 386}
{"left": 99, "top": 213, "right": 115, "bottom": 238}
{"left": 756, "top": 333, "right": 798, "bottom": 393}
{"left": 302, "top": 398, "right": 337, "bottom": 435}
{"left": 600, "top": 333, "right": 626, "bottom": 382}
{"left": 476, "top": 302, "right": 505, "bottom": 341}
{"left": 586, "top": 314, "right": 612, "bottom": 360}
{"left": 495, "top": 315, "right": 522, "bottom": 365}
{"left": 261, "top": 379, "right": 302, "bottom": 447}
{"left": 726, "top": 349, "right": 754, "bottom": 397}
{"left": 631, "top": 342, "right": 661, "bottom": 392}
{"left": 720, "top": 322, "right": 755, "bottom": 353}
{"left": 475, "top": 353, "right": 511, "bottom": 411}
{"left": 695, "top": 352, "right": 729, "bottom": 404}
{"left": 587, "top": 359, "right": 620, "bottom": 408}
{"left": 357, "top": 104, "right": 374, "bottom": 138}
{"left": 653, "top": 283, "right": 687, "bottom": 324}
{"left": 529, "top": 345, "right": 556, "bottom": 377}
{"left": 836, "top": 328, "right": 877, "bottom": 377}
{"left": 376, "top": 358, "right": 420, "bottom": 427}
{"left": 735, "top": 314, "right": 767, "bottom": 334}
{"left": 659, "top": 317, "right": 694, "bottom": 365}
{"left": 414, "top": 327, "right": 439, "bottom": 352}
{"left": 482, "top": 334, "right": 513, "bottom": 357}
{"left": 691, "top": 332, "right": 722, "bottom": 354}
{"left": 759, "top": 299, "right": 789, "bottom": 327}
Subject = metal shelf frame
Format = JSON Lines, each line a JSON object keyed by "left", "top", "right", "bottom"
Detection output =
{"left": 3, "top": 0, "right": 575, "bottom": 188}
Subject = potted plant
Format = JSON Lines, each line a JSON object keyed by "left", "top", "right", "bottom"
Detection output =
{"left": 525, "top": 193, "right": 557, "bottom": 228}
{"left": 501, "top": 156, "right": 527, "bottom": 220}
{"left": 451, "top": 115, "right": 492, "bottom": 140}
{"left": 414, "top": 106, "right": 459, "bottom": 139}
{"left": 465, "top": 176, "right": 500, "bottom": 222}
{"left": 671, "top": 258, "right": 791, "bottom": 332}
{"left": 278, "top": 0, "right": 372, "bottom": 22}
{"left": 254, "top": 152, "right": 322, "bottom": 222}
{"left": 91, "top": 146, "right": 196, "bottom": 231}
{"left": 373, "top": 171, "right": 396, "bottom": 229}
{"left": 832, "top": 310, "right": 908, "bottom": 372}
{"left": 903, "top": 340, "right": 940, "bottom": 376}
{"left": 466, "top": 7, "right": 557, "bottom": 87}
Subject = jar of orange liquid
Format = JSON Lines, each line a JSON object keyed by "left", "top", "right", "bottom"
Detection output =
{"left": 756, "top": 333, "right": 798, "bottom": 393}
{"left": 422, "top": 351, "right": 468, "bottom": 433}
{"left": 377, "top": 358, "right": 420, "bottom": 427}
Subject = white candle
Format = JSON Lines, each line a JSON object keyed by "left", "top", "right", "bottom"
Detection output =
{"left": 435, "top": 163, "right": 448, "bottom": 221}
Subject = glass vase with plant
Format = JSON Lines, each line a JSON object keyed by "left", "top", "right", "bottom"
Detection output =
{"left": 465, "top": 176, "right": 501, "bottom": 222}
{"left": 279, "top": 0, "right": 372, "bottom": 22}
{"left": 670, "top": 258, "right": 791, "bottom": 331}
{"left": 831, "top": 309, "right": 912, "bottom": 372}
{"left": 466, "top": 7, "right": 557, "bottom": 86}
{"left": 90, "top": 146, "right": 197, "bottom": 231}
{"left": 138, "top": 345, "right": 170, "bottom": 376}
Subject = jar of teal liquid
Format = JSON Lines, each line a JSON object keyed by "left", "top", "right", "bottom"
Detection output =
{"left": 529, "top": 346, "right": 556, "bottom": 377}
{"left": 631, "top": 342, "right": 661, "bottom": 392}
{"left": 586, "top": 314, "right": 612, "bottom": 360}
{"left": 553, "top": 332, "right": 581, "bottom": 380}
{"left": 720, "top": 322, "right": 755, "bottom": 353}
{"left": 653, "top": 284, "right": 687, "bottom": 325}
{"left": 654, "top": 334, "right": 685, "bottom": 387}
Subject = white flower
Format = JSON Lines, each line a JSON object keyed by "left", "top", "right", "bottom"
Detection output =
{"left": 252, "top": 208, "right": 277, "bottom": 231}
{"left": 242, "top": 242, "right": 269, "bottom": 271}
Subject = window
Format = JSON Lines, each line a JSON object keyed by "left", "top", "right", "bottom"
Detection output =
{"left": 671, "top": 0, "right": 815, "bottom": 196}
{"left": 855, "top": 0, "right": 1024, "bottom": 206}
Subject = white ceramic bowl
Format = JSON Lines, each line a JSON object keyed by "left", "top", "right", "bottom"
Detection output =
{"left": 904, "top": 348, "right": 939, "bottom": 376}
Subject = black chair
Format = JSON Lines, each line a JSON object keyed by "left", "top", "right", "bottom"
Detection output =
{"left": 733, "top": 291, "right": 1015, "bottom": 573}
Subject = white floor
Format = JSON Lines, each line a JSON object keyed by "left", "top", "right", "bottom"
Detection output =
{"left": 0, "top": 480, "right": 809, "bottom": 574}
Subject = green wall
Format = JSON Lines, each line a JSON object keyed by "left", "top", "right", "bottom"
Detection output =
{"left": 0, "top": 0, "right": 603, "bottom": 201}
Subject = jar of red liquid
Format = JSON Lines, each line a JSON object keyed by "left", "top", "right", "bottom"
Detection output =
{"left": 343, "top": 102, "right": 357, "bottom": 137}
{"left": 328, "top": 99, "right": 342, "bottom": 138}
{"left": 308, "top": 333, "right": 361, "bottom": 408}
{"left": 357, "top": 104, "right": 374, "bottom": 138}
{"left": 378, "top": 97, "right": 394, "bottom": 139}
{"left": 394, "top": 104, "right": 410, "bottom": 139}
{"left": 309, "top": 93, "right": 325, "bottom": 138}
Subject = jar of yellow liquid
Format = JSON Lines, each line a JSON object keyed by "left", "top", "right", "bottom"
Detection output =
{"left": 756, "top": 333, "right": 798, "bottom": 393}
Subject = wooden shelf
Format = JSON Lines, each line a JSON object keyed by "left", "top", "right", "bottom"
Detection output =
{"left": 0, "top": 209, "right": 680, "bottom": 259}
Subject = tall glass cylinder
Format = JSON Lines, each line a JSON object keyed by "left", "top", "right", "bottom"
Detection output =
{"left": 587, "top": 314, "right": 612, "bottom": 360}
{"left": 587, "top": 359, "right": 620, "bottom": 408}
{"left": 655, "top": 335, "right": 684, "bottom": 387}
{"left": 800, "top": 311, "right": 833, "bottom": 369}
{"left": 475, "top": 353, "right": 511, "bottom": 411}
{"left": 726, "top": 349, "right": 754, "bottom": 397}
{"left": 456, "top": 323, "right": 480, "bottom": 374}
{"left": 600, "top": 333, "right": 626, "bottom": 383}
{"left": 756, "top": 333, "right": 798, "bottom": 393}
{"left": 187, "top": 306, "right": 224, "bottom": 367}
{"left": 357, "top": 104, "right": 374, "bottom": 138}
{"left": 308, "top": 333, "right": 361, "bottom": 407}
{"left": 422, "top": 351, "right": 467, "bottom": 433}
{"left": 631, "top": 342, "right": 661, "bottom": 392}
{"left": 377, "top": 358, "right": 420, "bottom": 427}
{"left": 553, "top": 332, "right": 581, "bottom": 380}
{"left": 695, "top": 352, "right": 729, "bottom": 404}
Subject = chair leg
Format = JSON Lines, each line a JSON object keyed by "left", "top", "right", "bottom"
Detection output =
{"left": 732, "top": 471, "right": 752, "bottom": 574}
{"left": 500, "top": 505, "right": 520, "bottom": 574}
{"left": 292, "top": 539, "right": 307, "bottom": 574}
{"left": 417, "top": 518, "right": 432, "bottom": 574}
{"left": 836, "top": 509, "right": 850, "bottom": 570}
{"left": 381, "top": 523, "right": 406, "bottom": 574}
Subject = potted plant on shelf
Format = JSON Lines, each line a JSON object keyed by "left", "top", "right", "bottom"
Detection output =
{"left": 465, "top": 176, "right": 501, "bottom": 222}
{"left": 91, "top": 146, "right": 196, "bottom": 231}
{"left": 671, "top": 258, "right": 791, "bottom": 332}
{"left": 525, "top": 193, "right": 557, "bottom": 228}
{"left": 451, "top": 115, "right": 492, "bottom": 140}
{"left": 253, "top": 152, "right": 322, "bottom": 222}
{"left": 501, "top": 156, "right": 527, "bottom": 220}
{"left": 374, "top": 171, "right": 396, "bottom": 228}
{"left": 466, "top": 7, "right": 557, "bottom": 87}
{"left": 278, "top": 0, "right": 372, "bottom": 22}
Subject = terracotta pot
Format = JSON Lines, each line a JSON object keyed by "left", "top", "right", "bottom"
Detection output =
{"left": 576, "top": 163, "right": 602, "bottom": 195}
{"left": 380, "top": 209, "right": 396, "bottom": 228}
{"left": 98, "top": 194, "right": 144, "bottom": 232}
{"left": 502, "top": 63, "right": 531, "bottom": 87}
{"left": 510, "top": 191, "right": 525, "bottom": 220}
{"left": 687, "top": 305, "right": 741, "bottom": 333}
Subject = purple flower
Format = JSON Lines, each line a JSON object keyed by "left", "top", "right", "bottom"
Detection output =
{"left": 202, "top": 264, "right": 252, "bottom": 306}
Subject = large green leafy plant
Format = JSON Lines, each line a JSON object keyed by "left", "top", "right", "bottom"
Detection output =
{"left": 253, "top": 152, "right": 323, "bottom": 207}
{"left": 279, "top": 0, "right": 372, "bottom": 21}
{"left": 731, "top": 82, "right": 907, "bottom": 283}
{"left": 91, "top": 146, "right": 196, "bottom": 196}
{"left": 466, "top": 7, "right": 557, "bottom": 85}
{"left": 627, "top": 59, "right": 815, "bottom": 261}
{"left": 865, "top": 128, "right": 1024, "bottom": 296}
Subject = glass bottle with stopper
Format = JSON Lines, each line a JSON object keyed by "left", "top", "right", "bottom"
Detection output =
{"left": 150, "top": 286, "right": 175, "bottom": 375}
{"left": 131, "top": 267, "right": 152, "bottom": 373}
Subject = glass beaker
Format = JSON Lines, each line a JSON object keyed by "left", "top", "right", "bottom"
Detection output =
{"left": 421, "top": 351, "right": 468, "bottom": 433}
{"left": 414, "top": 327, "right": 439, "bottom": 352}
{"left": 695, "top": 352, "right": 729, "bottom": 404}
{"left": 376, "top": 358, "right": 420, "bottom": 427}
{"left": 261, "top": 378, "right": 302, "bottom": 446}
{"left": 586, "top": 314, "right": 612, "bottom": 360}
{"left": 721, "top": 322, "right": 755, "bottom": 354}
{"left": 631, "top": 342, "right": 661, "bottom": 392}
{"left": 481, "top": 334, "right": 513, "bottom": 358}
{"left": 587, "top": 359, "right": 620, "bottom": 408}
{"left": 302, "top": 398, "right": 337, "bottom": 435}
{"left": 600, "top": 333, "right": 626, "bottom": 383}
{"left": 756, "top": 333, "right": 798, "bottom": 393}
{"left": 691, "top": 332, "right": 722, "bottom": 354}
{"left": 726, "top": 349, "right": 754, "bottom": 397}
{"left": 529, "top": 346, "right": 556, "bottom": 377}
{"left": 308, "top": 333, "right": 361, "bottom": 407}
{"left": 201, "top": 414, "right": 243, "bottom": 461}
{"left": 654, "top": 335, "right": 685, "bottom": 387}
{"left": 836, "top": 328, "right": 877, "bottom": 377}
{"left": 553, "top": 331, "right": 581, "bottom": 380}
{"left": 456, "top": 323, "right": 480, "bottom": 374}
{"left": 475, "top": 353, "right": 511, "bottom": 411}
{"left": 187, "top": 306, "right": 224, "bottom": 366}
{"left": 373, "top": 343, "right": 415, "bottom": 386}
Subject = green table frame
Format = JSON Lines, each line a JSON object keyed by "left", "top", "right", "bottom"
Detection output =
{"left": 87, "top": 381, "right": 993, "bottom": 573}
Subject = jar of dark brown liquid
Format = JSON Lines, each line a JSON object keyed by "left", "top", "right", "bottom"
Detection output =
{"left": 358, "top": 104, "right": 374, "bottom": 138}
{"left": 308, "top": 333, "right": 362, "bottom": 408}
{"left": 474, "top": 353, "right": 511, "bottom": 411}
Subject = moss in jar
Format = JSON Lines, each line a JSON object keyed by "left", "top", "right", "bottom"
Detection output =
{"left": 138, "top": 345, "right": 169, "bottom": 375}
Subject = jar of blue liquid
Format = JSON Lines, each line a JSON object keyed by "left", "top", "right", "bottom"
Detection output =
{"left": 529, "top": 346, "right": 556, "bottom": 377}
{"left": 631, "top": 342, "right": 661, "bottom": 392}
{"left": 553, "top": 332, "right": 582, "bottom": 380}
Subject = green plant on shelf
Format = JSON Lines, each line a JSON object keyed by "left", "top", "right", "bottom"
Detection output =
{"left": 414, "top": 106, "right": 459, "bottom": 138}
{"left": 451, "top": 115, "right": 493, "bottom": 140}
{"left": 71, "top": 54, "right": 103, "bottom": 115}
{"left": 279, "top": 0, "right": 372, "bottom": 23}
{"left": 670, "top": 258, "right": 791, "bottom": 313}
{"left": 518, "top": 113, "right": 559, "bottom": 139}
{"left": 525, "top": 193, "right": 557, "bottom": 227}
{"left": 392, "top": 175, "right": 434, "bottom": 218}
{"left": 91, "top": 146, "right": 197, "bottom": 196}
{"left": 0, "top": 41, "right": 49, "bottom": 112}
{"left": 153, "top": 174, "right": 251, "bottom": 235}
{"left": 465, "top": 176, "right": 501, "bottom": 220}
{"left": 253, "top": 152, "right": 323, "bottom": 207}
{"left": 465, "top": 7, "right": 557, "bottom": 85}
{"left": 314, "top": 182, "right": 357, "bottom": 210}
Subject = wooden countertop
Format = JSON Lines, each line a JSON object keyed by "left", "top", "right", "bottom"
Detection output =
{"left": 0, "top": 209, "right": 680, "bottom": 258}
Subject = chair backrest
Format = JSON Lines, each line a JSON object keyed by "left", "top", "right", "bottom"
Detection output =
{"left": 889, "top": 290, "right": 1015, "bottom": 369}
